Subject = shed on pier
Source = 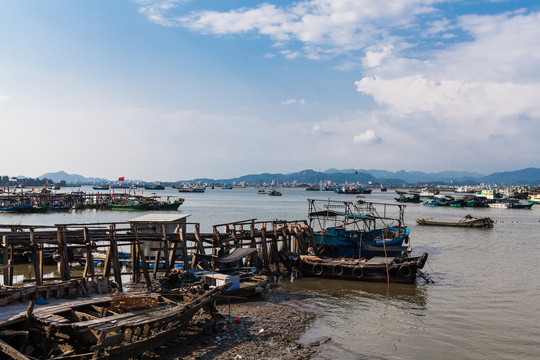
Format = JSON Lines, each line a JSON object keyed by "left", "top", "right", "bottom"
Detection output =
{"left": 129, "top": 214, "right": 192, "bottom": 282}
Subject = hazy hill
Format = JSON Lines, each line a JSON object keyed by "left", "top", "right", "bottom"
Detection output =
{"left": 196, "top": 169, "right": 377, "bottom": 185}
{"left": 39, "top": 171, "right": 109, "bottom": 184}
{"left": 37, "top": 167, "right": 540, "bottom": 186}
{"left": 479, "top": 168, "right": 540, "bottom": 185}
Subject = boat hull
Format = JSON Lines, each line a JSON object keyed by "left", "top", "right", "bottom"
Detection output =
{"left": 282, "top": 252, "right": 427, "bottom": 284}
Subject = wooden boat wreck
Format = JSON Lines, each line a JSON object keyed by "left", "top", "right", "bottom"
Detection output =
{"left": 0, "top": 284, "right": 229, "bottom": 360}
{"left": 281, "top": 251, "right": 428, "bottom": 283}
{"left": 416, "top": 214, "right": 494, "bottom": 228}
{"left": 159, "top": 267, "right": 267, "bottom": 301}
{"left": 158, "top": 248, "right": 268, "bottom": 301}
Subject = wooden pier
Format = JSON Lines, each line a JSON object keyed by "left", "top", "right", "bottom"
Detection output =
{"left": 0, "top": 217, "right": 313, "bottom": 305}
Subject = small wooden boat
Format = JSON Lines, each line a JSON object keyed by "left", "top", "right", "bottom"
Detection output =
{"left": 416, "top": 214, "right": 494, "bottom": 228}
{"left": 281, "top": 251, "right": 428, "bottom": 283}
{"left": 0, "top": 284, "right": 229, "bottom": 359}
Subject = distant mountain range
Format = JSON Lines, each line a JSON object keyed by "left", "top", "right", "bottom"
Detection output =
{"left": 35, "top": 167, "right": 540, "bottom": 186}
{"left": 39, "top": 171, "right": 109, "bottom": 184}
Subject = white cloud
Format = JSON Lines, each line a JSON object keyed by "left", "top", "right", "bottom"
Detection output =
{"left": 363, "top": 45, "right": 394, "bottom": 68}
{"left": 135, "top": 0, "right": 189, "bottom": 27}
{"left": 357, "top": 75, "right": 540, "bottom": 118}
{"left": 281, "top": 98, "right": 306, "bottom": 105}
{"left": 0, "top": 95, "right": 11, "bottom": 104}
{"left": 139, "top": 0, "right": 438, "bottom": 58}
{"left": 353, "top": 130, "right": 382, "bottom": 144}
{"left": 355, "top": 11, "right": 540, "bottom": 124}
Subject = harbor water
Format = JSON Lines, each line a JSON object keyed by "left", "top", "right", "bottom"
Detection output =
{"left": 1, "top": 187, "right": 539, "bottom": 359}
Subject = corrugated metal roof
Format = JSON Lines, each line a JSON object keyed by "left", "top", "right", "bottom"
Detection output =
{"left": 129, "top": 214, "right": 190, "bottom": 223}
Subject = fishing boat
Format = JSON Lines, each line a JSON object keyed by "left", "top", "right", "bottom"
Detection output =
{"left": 108, "top": 199, "right": 148, "bottom": 211}
{"left": 511, "top": 203, "right": 533, "bottom": 209}
{"left": 512, "top": 204, "right": 534, "bottom": 210}
{"left": 416, "top": 214, "right": 494, "bottom": 228}
{"left": 488, "top": 202, "right": 512, "bottom": 209}
{"left": 141, "top": 196, "right": 184, "bottom": 211}
{"left": 144, "top": 184, "right": 165, "bottom": 190}
{"left": 0, "top": 204, "right": 34, "bottom": 213}
{"left": 335, "top": 186, "right": 372, "bottom": 194}
{"left": 177, "top": 187, "right": 205, "bottom": 193}
{"left": 32, "top": 205, "right": 49, "bottom": 213}
{"left": 0, "top": 284, "right": 229, "bottom": 359}
{"left": 307, "top": 199, "right": 411, "bottom": 259}
{"left": 157, "top": 200, "right": 183, "bottom": 210}
{"left": 419, "top": 188, "right": 440, "bottom": 199}
{"left": 281, "top": 251, "right": 428, "bottom": 283}
{"left": 221, "top": 185, "right": 233, "bottom": 189}
{"left": 92, "top": 184, "right": 110, "bottom": 190}
{"left": 395, "top": 192, "right": 421, "bottom": 203}
{"left": 527, "top": 194, "right": 540, "bottom": 204}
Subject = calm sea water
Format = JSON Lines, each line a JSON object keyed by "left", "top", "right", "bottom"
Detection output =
{"left": 2, "top": 187, "right": 539, "bottom": 359}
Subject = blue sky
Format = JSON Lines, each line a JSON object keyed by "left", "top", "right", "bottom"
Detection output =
{"left": 1, "top": 0, "right": 539, "bottom": 181}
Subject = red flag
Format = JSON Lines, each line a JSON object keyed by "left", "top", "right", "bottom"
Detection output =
{"left": 118, "top": 177, "right": 125, "bottom": 182}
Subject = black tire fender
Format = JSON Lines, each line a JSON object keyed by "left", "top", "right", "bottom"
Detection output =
{"left": 388, "top": 266, "right": 399, "bottom": 277}
{"left": 333, "top": 264, "right": 344, "bottom": 276}
{"left": 352, "top": 266, "right": 364, "bottom": 278}
{"left": 399, "top": 264, "right": 412, "bottom": 277}
{"left": 416, "top": 253, "right": 428, "bottom": 269}
{"left": 313, "top": 263, "right": 324, "bottom": 276}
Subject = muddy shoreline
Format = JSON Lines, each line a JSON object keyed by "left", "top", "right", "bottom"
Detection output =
{"left": 141, "top": 291, "right": 326, "bottom": 360}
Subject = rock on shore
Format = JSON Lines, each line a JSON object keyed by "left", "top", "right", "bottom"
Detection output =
{"left": 141, "top": 292, "right": 319, "bottom": 360}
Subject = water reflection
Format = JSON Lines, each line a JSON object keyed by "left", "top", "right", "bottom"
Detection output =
{"left": 279, "top": 277, "right": 429, "bottom": 311}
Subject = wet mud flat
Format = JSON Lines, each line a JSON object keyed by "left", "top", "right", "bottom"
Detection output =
{"left": 141, "top": 291, "right": 327, "bottom": 360}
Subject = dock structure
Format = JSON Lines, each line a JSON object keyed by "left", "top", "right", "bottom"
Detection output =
{"left": 0, "top": 191, "right": 183, "bottom": 212}
{"left": 0, "top": 216, "right": 313, "bottom": 305}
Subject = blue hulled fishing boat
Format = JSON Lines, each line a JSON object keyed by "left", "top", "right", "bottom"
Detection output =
{"left": 307, "top": 199, "right": 410, "bottom": 259}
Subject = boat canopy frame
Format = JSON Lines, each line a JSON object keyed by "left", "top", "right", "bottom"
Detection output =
{"left": 307, "top": 198, "right": 406, "bottom": 235}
